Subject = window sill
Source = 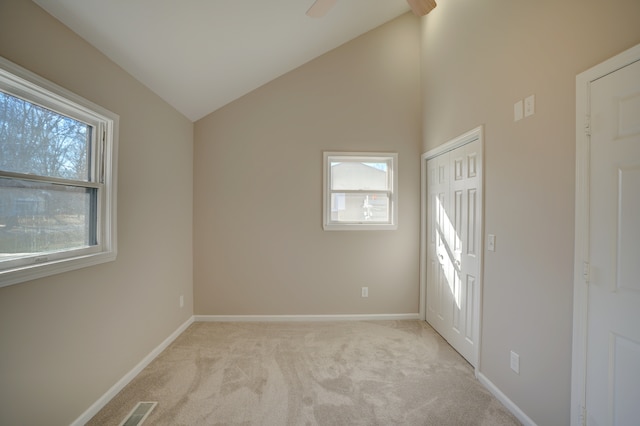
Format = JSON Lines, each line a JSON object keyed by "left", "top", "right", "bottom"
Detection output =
{"left": 0, "top": 250, "right": 117, "bottom": 288}
{"left": 323, "top": 223, "right": 398, "bottom": 231}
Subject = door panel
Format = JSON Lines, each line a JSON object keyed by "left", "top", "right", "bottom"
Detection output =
{"left": 465, "top": 274, "right": 475, "bottom": 342}
{"left": 468, "top": 188, "right": 477, "bottom": 256}
{"left": 617, "top": 166, "right": 640, "bottom": 291}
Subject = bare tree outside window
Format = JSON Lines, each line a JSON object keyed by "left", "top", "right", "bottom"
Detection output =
{"left": 0, "top": 91, "right": 96, "bottom": 257}
{"left": 0, "top": 91, "right": 90, "bottom": 180}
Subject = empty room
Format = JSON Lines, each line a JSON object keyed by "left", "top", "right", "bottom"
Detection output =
{"left": 1, "top": 0, "right": 639, "bottom": 425}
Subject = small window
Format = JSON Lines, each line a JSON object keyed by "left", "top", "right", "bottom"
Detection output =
{"left": 0, "top": 57, "right": 118, "bottom": 287}
{"left": 323, "top": 152, "right": 398, "bottom": 231}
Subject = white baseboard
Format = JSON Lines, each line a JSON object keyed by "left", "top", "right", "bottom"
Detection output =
{"left": 70, "top": 316, "right": 195, "bottom": 426}
{"left": 194, "top": 313, "right": 420, "bottom": 322}
{"left": 476, "top": 372, "right": 537, "bottom": 426}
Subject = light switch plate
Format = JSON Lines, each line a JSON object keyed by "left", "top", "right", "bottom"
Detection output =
{"left": 524, "top": 94, "right": 535, "bottom": 117}
{"left": 514, "top": 100, "right": 523, "bottom": 121}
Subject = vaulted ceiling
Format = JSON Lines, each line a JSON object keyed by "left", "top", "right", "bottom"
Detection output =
{"left": 33, "top": 0, "right": 413, "bottom": 121}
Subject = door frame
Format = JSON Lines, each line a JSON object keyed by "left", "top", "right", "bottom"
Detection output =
{"left": 571, "top": 43, "right": 640, "bottom": 426}
{"left": 420, "top": 125, "right": 484, "bottom": 371}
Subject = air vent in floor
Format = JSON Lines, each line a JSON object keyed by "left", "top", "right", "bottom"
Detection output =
{"left": 119, "top": 401, "right": 157, "bottom": 426}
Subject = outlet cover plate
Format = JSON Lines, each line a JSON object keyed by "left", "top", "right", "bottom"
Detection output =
{"left": 510, "top": 350, "right": 520, "bottom": 374}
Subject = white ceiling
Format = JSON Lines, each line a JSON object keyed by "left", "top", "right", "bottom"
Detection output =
{"left": 33, "top": 0, "right": 412, "bottom": 122}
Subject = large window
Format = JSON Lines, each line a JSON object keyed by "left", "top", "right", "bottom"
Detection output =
{"left": 323, "top": 152, "right": 398, "bottom": 230}
{"left": 0, "top": 57, "right": 118, "bottom": 287}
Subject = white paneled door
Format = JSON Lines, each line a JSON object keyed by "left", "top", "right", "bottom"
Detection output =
{"left": 426, "top": 137, "right": 482, "bottom": 366}
{"left": 583, "top": 57, "right": 640, "bottom": 426}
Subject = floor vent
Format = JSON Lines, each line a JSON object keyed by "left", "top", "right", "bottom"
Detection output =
{"left": 119, "top": 401, "right": 157, "bottom": 426}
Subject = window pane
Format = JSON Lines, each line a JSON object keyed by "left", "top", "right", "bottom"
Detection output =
{"left": 0, "top": 178, "right": 97, "bottom": 262}
{"left": 0, "top": 91, "right": 91, "bottom": 181}
{"left": 330, "top": 161, "right": 389, "bottom": 190}
{"left": 330, "top": 192, "right": 390, "bottom": 223}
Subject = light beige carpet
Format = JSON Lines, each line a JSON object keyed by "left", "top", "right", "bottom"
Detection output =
{"left": 88, "top": 320, "right": 521, "bottom": 425}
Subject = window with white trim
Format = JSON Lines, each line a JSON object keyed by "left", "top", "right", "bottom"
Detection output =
{"left": 323, "top": 152, "right": 398, "bottom": 230}
{"left": 0, "top": 57, "right": 118, "bottom": 287}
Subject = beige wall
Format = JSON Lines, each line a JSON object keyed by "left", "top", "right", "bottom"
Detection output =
{"left": 0, "top": 1, "right": 194, "bottom": 425}
{"left": 3, "top": 1, "right": 637, "bottom": 424}
{"left": 194, "top": 14, "right": 422, "bottom": 315}
{"left": 420, "top": 1, "right": 640, "bottom": 424}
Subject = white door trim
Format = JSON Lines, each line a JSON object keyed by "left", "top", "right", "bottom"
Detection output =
{"left": 571, "top": 43, "right": 640, "bottom": 426}
{"left": 420, "top": 125, "right": 484, "bottom": 371}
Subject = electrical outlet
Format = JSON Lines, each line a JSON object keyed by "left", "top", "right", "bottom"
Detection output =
{"left": 179, "top": 295, "right": 184, "bottom": 308}
{"left": 510, "top": 350, "right": 520, "bottom": 374}
{"left": 361, "top": 287, "right": 368, "bottom": 298}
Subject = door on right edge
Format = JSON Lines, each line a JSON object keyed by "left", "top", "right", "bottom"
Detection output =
{"left": 586, "top": 57, "right": 640, "bottom": 426}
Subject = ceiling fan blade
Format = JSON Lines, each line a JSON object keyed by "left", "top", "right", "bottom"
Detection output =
{"left": 306, "top": 0, "right": 338, "bottom": 18}
{"left": 406, "top": 0, "right": 437, "bottom": 16}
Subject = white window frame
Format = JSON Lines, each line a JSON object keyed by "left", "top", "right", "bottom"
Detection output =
{"left": 323, "top": 152, "right": 398, "bottom": 231}
{"left": 0, "top": 57, "right": 118, "bottom": 288}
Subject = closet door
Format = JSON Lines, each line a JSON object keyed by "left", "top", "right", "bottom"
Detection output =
{"left": 426, "top": 139, "right": 481, "bottom": 366}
